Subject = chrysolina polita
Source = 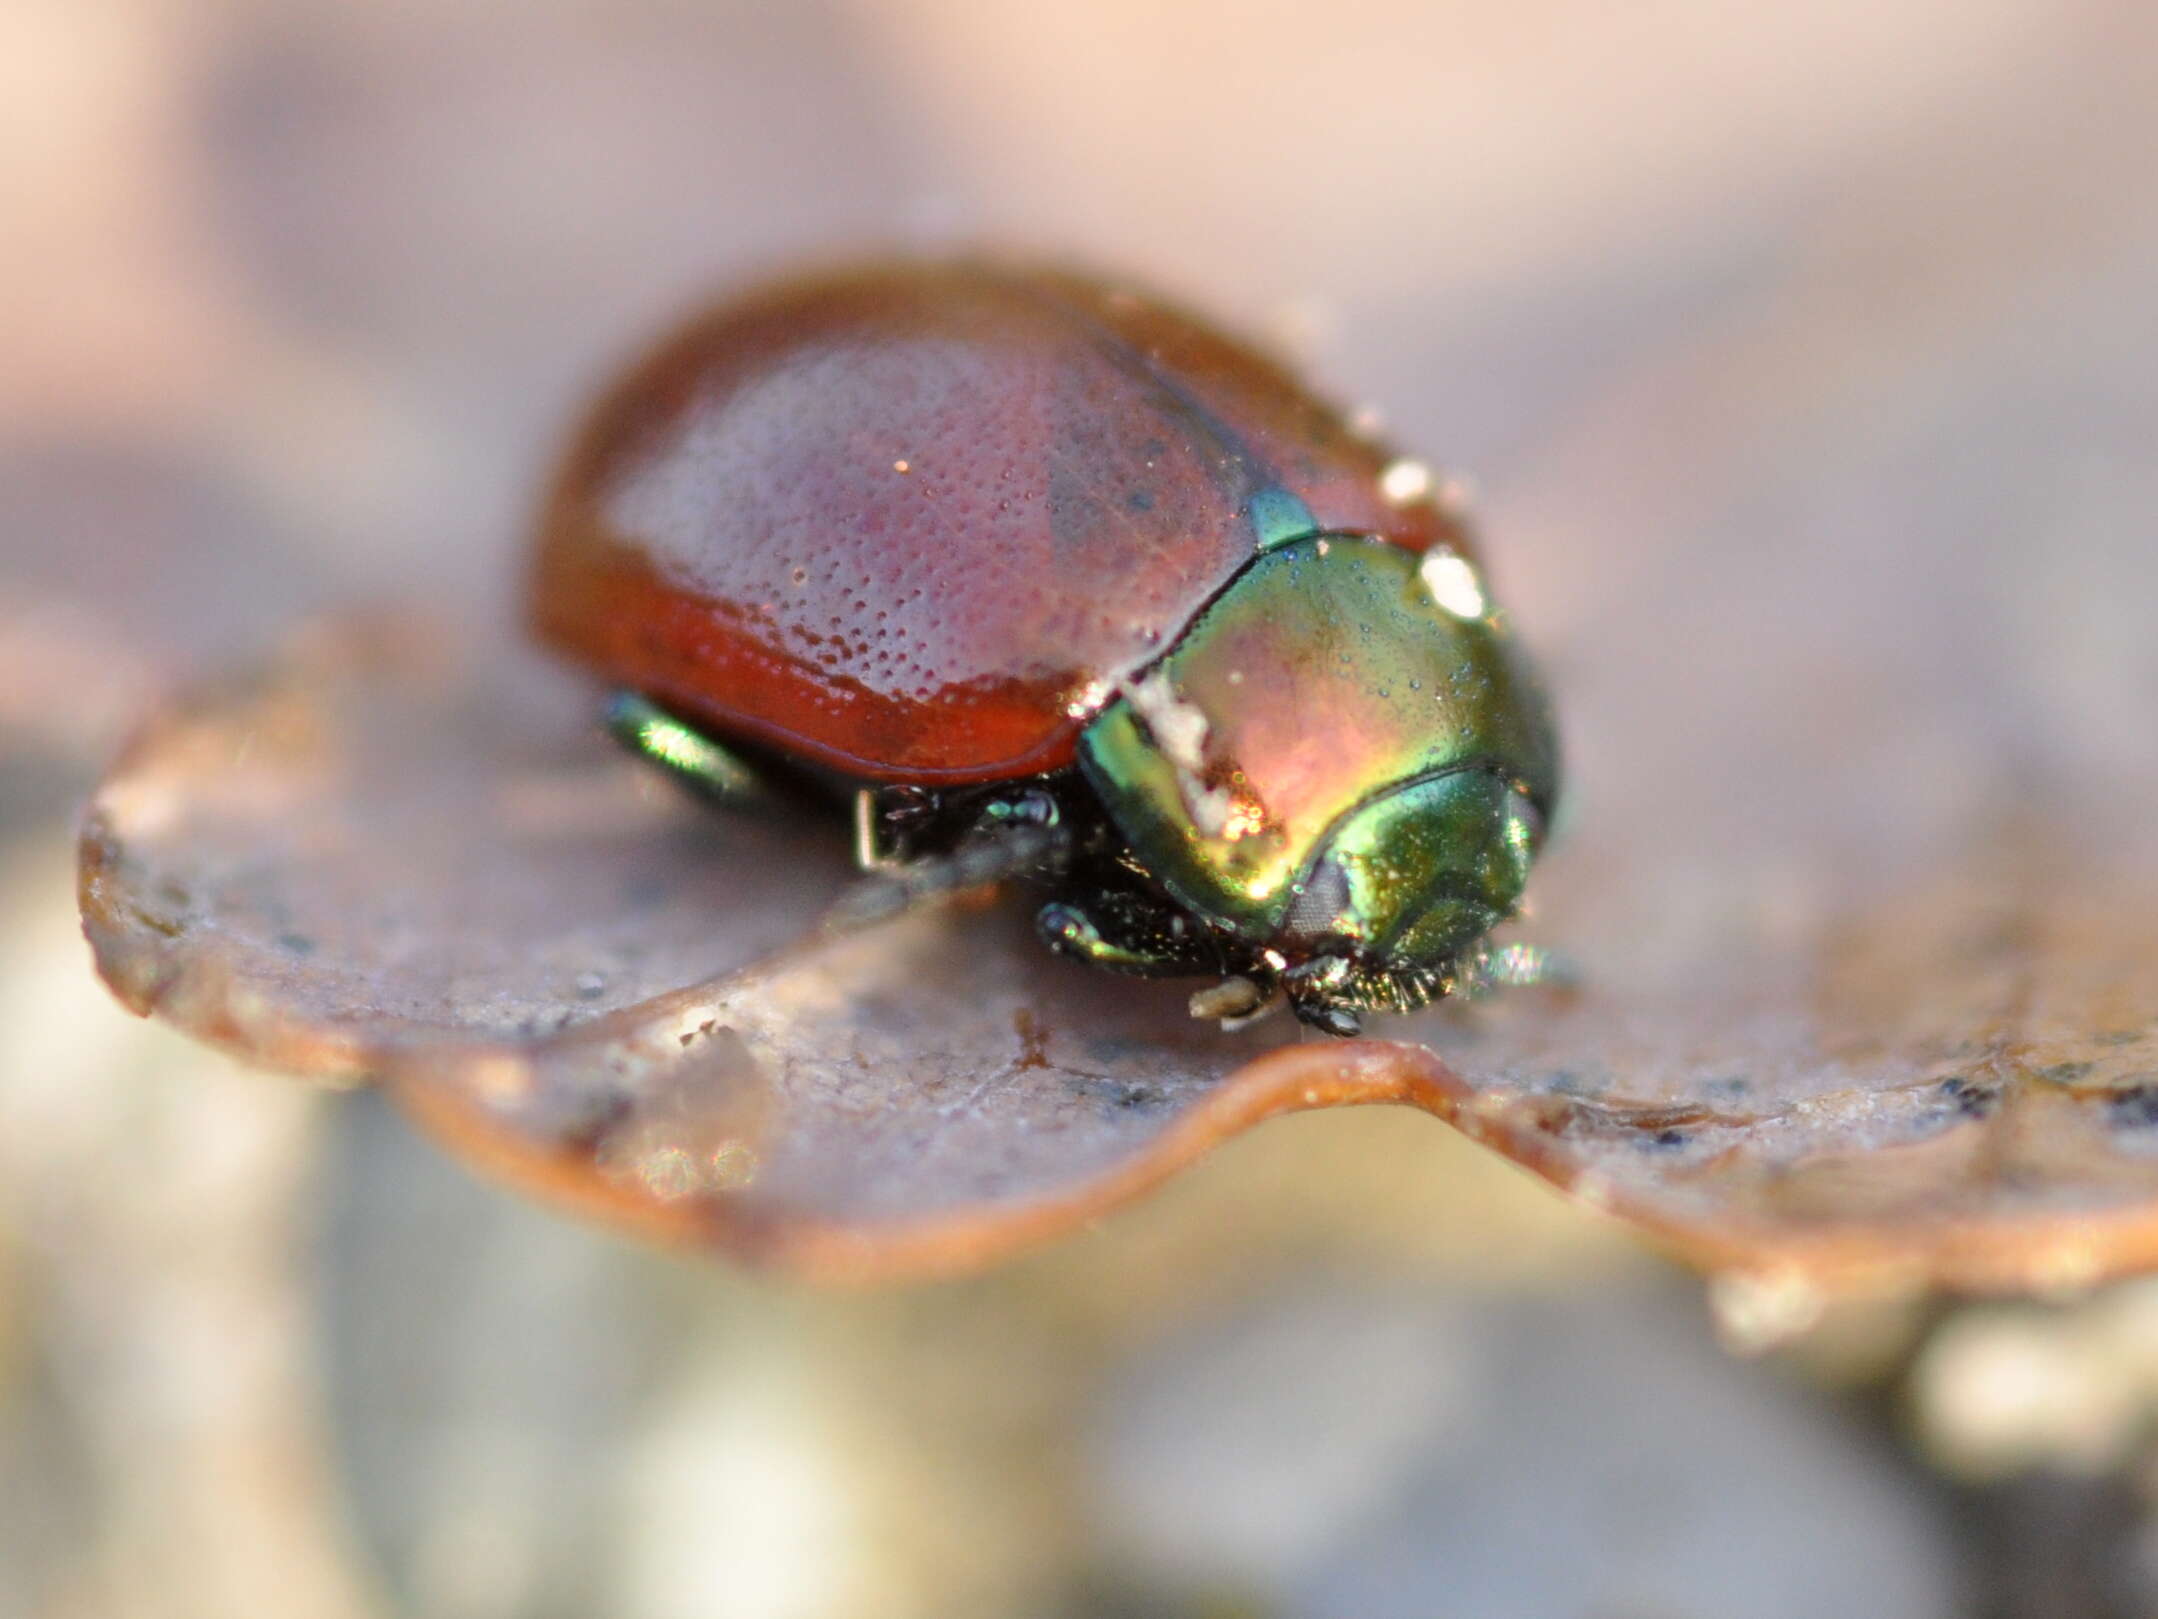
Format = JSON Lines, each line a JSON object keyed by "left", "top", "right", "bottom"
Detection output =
{"left": 532, "top": 260, "right": 1560, "bottom": 1034}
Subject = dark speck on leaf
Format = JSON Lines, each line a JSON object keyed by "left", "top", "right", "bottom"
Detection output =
{"left": 1937, "top": 1076, "right": 1999, "bottom": 1120}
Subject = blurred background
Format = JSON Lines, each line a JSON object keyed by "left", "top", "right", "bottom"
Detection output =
{"left": 6, "top": 1, "right": 2158, "bottom": 1614}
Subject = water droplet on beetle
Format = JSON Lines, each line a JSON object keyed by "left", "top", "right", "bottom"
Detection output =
{"left": 1419, "top": 548, "right": 1489, "bottom": 619}
{"left": 1380, "top": 458, "right": 1433, "bottom": 505}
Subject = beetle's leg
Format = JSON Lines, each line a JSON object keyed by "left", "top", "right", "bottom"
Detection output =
{"left": 1036, "top": 887, "right": 1220, "bottom": 979}
{"left": 1038, "top": 881, "right": 1292, "bottom": 1026}
{"left": 606, "top": 693, "right": 769, "bottom": 809}
{"left": 1280, "top": 956, "right": 1367, "bottom": 1038}
{"left": 853, "top": 785, "right": 941, "bottom": 870}
{"left": 1290, "top": 999, "right": 1364, "bottom": 1039}
{"left": 1036, "top": 903, "right": 1174, "bottom": 974}
{"left": 823, "top": 793, "right": 1073, "bottom": 934}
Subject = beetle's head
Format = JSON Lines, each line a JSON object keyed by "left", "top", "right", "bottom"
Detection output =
{"left": 1077, "top": 531, "right": 1559, "bottom": 1033}
{"left": 1267, "top": 766, "right": 1544, "bottom": 1032}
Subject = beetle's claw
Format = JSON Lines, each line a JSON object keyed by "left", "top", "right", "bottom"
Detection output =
{"left": 1293, "top": 999, "right": 1363, "bottom": 1039}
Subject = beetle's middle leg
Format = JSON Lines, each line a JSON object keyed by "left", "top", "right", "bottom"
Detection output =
{"left": 824, "top": 786, "right": 1074, "bottom": 933}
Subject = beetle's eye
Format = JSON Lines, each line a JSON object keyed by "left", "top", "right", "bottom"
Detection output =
{"left": 1281, "top": 859, "right": 1352, "bottom": 941}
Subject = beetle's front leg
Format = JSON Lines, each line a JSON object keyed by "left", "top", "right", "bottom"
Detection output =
{"left": 1044, "top": 899, "right": 1285, "bottom": 1028}
{"left": 1036, "top": 885, "right": 1221, "bottom": 977}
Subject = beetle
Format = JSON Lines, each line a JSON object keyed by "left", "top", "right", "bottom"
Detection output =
{"left": 531, "top": 260, "right": 1560, "bottom": 1035}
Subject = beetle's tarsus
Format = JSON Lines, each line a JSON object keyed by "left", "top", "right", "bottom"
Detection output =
{"left": 1294, "top": 1000, "right": 1363, "bottom": 1038}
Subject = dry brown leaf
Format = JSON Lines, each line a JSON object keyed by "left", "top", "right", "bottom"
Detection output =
{"left": 76, "top": 537, "right": 2158, "bottom": 1291}
{"left": 1401, "top": 810, "right": 2158, "bottom": 1295}
{"left": 80, "top": 621, "right": 1340, "bottom": 1278}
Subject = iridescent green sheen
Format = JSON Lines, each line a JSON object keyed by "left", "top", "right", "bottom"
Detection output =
{"left": 1244, "top": 484, "right": 1320, "bottom": 550}
{"left": 1075, "top": 532, "right": 1557, "bottom": 999}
